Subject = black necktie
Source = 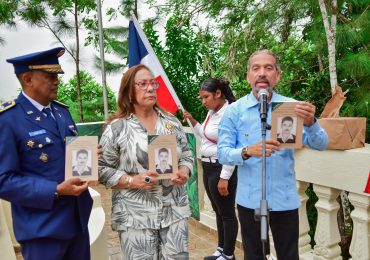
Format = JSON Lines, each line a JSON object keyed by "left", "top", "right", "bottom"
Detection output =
{"left": 42, "top": 107, "right": 57, "bottom": 128}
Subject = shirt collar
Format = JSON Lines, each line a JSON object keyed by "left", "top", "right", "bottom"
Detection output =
{"left": 128, "top": 106, "right": 165, "bottom": 120}
{"left": 210, "top": 100, "right": 229, "bottom": 116}
{"left": 22, "top": 91, "right": 51, "bottom": 112}
{"left": 244, "top": 91, "right": 285, "bottom": 108}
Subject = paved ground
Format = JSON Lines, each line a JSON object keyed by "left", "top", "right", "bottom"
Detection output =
{"left": 16, "top": 183, "right": 244, "bottom": 259}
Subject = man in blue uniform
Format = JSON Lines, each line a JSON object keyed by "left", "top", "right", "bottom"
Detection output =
{"left": 0, "top": 47, "right": 93, "bottom": 260}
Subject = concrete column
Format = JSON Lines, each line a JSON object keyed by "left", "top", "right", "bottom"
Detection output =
{"left": 297, "top": 181, "right": 312, "bottom": 258}
{"left": 313, "top": 184, "right": 341, "bottom": 260}
{"left": 0, "top": 200, "right": 16, "bottom": 260}
{"left": 348, "top": 192, "right": 370, "bottom": 260}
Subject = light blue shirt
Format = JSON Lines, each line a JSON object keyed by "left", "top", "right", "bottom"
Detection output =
{"left": 218, "top": 92, "right": 328, "bottom": 211}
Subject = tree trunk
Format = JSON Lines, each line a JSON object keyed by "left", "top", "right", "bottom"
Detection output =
{"left": 74, "top": 0, "right": 84, "bottom": 122}
{"left": 318, "top": 0, "right": 338, "bottom": 96}
{"left": 317, "top": 52, "right": 324, "bottom": 72}
{"left": 281, "top": 1, "right": 294, "bottom": 43}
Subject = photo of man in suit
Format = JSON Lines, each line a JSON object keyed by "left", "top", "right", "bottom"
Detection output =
{"left": 72, "top": 149, "right": 92, "bottom": 176}
{"left": 155, "top": 147, "right": 173, "bottom": 174}
{"left": 277, "top": 116, "right": 296, "bottom": 143}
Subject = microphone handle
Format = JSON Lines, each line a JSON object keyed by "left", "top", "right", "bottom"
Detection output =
{"left": 259, "top": 94, "right": 268, "bottom": 121}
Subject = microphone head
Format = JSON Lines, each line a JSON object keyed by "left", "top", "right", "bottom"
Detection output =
{"left": 258, "top": 89, "right": 269, "bottom": 98}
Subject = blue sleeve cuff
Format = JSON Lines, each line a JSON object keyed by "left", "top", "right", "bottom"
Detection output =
{"left": 304, "top": 118, "right": 321, "bottom": 134}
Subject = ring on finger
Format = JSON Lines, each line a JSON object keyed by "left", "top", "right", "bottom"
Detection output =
{"left": 144, "top": 176, "right": 151, "bottom": 184}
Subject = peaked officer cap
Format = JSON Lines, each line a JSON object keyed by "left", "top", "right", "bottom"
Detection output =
{"left": 6, "top": 47, "right": 65, "bottom": 74}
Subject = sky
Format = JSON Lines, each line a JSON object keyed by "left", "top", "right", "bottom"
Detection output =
{"left": 0, "top": 22, "right": 121, "bottom": 102}
{"left": 0, "top": 2, "right": 161, "bottom": 102}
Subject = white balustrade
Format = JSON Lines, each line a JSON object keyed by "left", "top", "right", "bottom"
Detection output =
{"left": 198, "top": 143, "right": 370, "bottom": 260}
{"left": 0, "top": 188, "right": 109, "bottom": 259}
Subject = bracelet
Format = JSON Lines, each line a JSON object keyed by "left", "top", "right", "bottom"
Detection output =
{"left": 124, "top": 176, "right": 133, "bottom": 189}
{"left": 127, "top": 176, "right": 133, "bottom": 188}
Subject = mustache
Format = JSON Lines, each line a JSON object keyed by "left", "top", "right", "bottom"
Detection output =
{"left": 255, "top": 78, "right": 270, "bottom": 86}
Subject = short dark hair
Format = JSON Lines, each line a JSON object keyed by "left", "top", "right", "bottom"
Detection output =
{"left": 247, "top": 49, "right": 281, "bottom": 72}
{"left": 158, "top": 147, "right": 169, "bottom": 156}
{"left": 281, "top": 116, "right": 294, "bottom": 124}
{"left": 77, "top": 149, "right": 88, "bottom": 157}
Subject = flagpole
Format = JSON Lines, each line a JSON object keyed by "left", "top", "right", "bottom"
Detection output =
{"left": 97, "top": 0, "right": 109, "bottom": 120}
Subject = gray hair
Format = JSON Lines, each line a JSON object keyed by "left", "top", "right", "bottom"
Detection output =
{"left": 247, "top": 49, "right": 281, "bottom": 72}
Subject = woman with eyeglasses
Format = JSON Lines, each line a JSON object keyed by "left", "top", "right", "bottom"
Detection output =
{"left": 99, "top": 64, "right": 193, "bottom": 259}
{"left": 183, "top": 79, "right": 238, "bottom": 260}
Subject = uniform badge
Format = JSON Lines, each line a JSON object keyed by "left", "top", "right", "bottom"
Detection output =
{"left": 46, "top": 137, "right": 51, "bottom": 143}
{"left": 27, "top": 110, "right": 34, "bottom": 115}
{"left": 35, "top": 116, "right": 41, "bottom": 121}
{"left": 27, "top": 140, "right": 35, "bottom": 148}
{"left": 165, "top": 122, "right": 174, "bottom": 132}
{"left": 39, "top": 153, "right": 48, "bottom": 162}
{"left": 29, "top": 129, "right": 47, "bottom": 137}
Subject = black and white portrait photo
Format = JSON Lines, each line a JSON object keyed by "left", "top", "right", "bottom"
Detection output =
{"left": 72, "top": 149, "right": 92, "bottom": 176}
{"left": 155, "top": 147, "right": 173, "bottom": 174}
{"left": 277, "top": 116, "right": 297, "bottom": 144}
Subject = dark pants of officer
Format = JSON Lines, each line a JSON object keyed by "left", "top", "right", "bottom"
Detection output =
{"left": 237, "top": 205, "right": 299, "bottom": 260}
{"left": 202, "top": 161, "right": 238, "bottom": 256}
{"left": 21, "top": 230, "right": 90, "bottom": 260}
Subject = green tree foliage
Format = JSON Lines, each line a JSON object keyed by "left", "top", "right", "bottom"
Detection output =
{"left": 0, "top": 1, "right": 18, "bottom": 45}
{"left": 143, "top": 15, "right": 222, "bottom": 122}
{"left": 57, "top": 71, "right": 117, "bottom": 122}
{"left": 85, "top": 0, "right": 138, "bottom": 74}
{"left": 152, "top": 0, "right": 369, "bottom": 141}
{"left": 17, "top": 0, "right": 97, "bottom": 122}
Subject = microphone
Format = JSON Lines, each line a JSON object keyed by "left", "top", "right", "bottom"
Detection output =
{"left": 258, "top": 89, "right": 269, "bottom": 121}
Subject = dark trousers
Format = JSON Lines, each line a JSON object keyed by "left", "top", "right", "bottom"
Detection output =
{"left": 21, "top": 230, "right": 90, "bottom": 260}
{"left": 203, "top": 161, "right": 238, "bottom": 256}
{"left": 237, "top": 205, "right": 299, "bottom": 260}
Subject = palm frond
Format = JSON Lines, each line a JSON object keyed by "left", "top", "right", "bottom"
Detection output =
{"left": 104, "top": 26, "right": 129, "bottom": 39}
{"left": 53, "top": 16, "right": 74, "bottom": 37}
{"left": 338, "top": 51, "right": 370, "bottom": 78}
{"left": 94, "top": 56, "right": 126, "bottom": 74}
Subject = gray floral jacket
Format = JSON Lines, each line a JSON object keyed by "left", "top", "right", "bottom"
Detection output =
{"left": 99, "top": 108, "right": 193, "bottom": 231}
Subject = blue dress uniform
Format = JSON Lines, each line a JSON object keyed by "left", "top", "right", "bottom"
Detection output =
{"left": 0, "top": 48, "right": 93, "bottom": 260}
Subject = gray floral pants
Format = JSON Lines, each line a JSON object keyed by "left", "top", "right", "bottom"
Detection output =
{"left": 118, "top": 218, "right": 189, "bottom": 260}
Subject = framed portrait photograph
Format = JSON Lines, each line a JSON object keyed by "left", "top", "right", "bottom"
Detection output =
{"left": 148, "top": 135, "right": 178, "bottom": 179}
{"left": 65, "top": 136, "right": 98, "bottom": 181}
{"left": 271, "top": 102, "right": 303, "bottom": 149}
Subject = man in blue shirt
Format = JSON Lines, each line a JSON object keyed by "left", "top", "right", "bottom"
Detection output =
{"left": 218, "top": 49, "right": 328, "bottom": 260}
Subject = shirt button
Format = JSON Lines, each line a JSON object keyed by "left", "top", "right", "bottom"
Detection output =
{"left": 38, "top": 144, "right": 43, "bottom": 148}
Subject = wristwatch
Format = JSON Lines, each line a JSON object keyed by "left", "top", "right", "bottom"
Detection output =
{"left": 242, "top": 146, "right": 250, "bottom": 160}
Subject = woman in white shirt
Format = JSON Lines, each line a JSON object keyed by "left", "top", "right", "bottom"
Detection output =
{"left": 183, "top": 78, "right": 237, "bottom": 260}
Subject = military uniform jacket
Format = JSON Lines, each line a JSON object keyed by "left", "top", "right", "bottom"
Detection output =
{"left": 0, "top": 93, "right": 92, "bottom": 241}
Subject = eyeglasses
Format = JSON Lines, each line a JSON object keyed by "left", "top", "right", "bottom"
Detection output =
{"left": 135, "top": 80, "right": 160, "bottom": 90}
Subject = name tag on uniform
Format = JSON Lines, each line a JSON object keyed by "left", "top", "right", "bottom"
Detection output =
{"left": 29, "top": 129, "right": 47, "bottom": 137}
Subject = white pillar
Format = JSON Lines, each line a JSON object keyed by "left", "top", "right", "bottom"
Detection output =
{"left": 297, "top": 181, "right": 312, "bottom": 256}
{"left": 0, "top": 200, "right": 16, "bottom": 260}
{"left": 313, "top": 185, "right": 341, "bottom": 260}
{"left": 348, "top": 192, "right": 370, "bottom": 260}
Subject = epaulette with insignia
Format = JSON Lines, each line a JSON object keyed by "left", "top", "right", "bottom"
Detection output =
{"left": 53, "top": 100, "right": 69, "bottom": 108}
{"left": 0, "top": 100, "right": 16, "bottom": 113}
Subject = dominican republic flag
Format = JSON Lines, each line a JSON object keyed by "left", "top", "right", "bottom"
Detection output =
{"left": 128, "top": 15, "right": 182, "bottom": 114}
